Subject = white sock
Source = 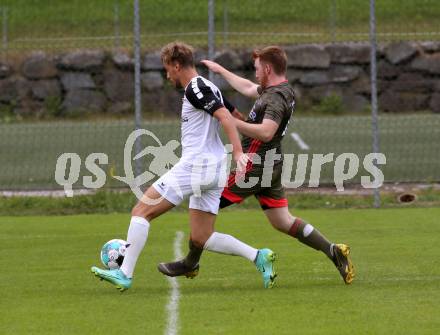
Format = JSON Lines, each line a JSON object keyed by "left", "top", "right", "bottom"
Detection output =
{"left": 120, "top": 216, "right": 150, "bottom": 278}
{"left": 203, "top": 232, "right": 258, "bottom": 262}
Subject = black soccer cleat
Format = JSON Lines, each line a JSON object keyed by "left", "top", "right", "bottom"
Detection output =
{"left": 332, "top": 244, "right": 355, "bottom": 284}
{"left": 157, "top": 260, "right": 200, "bottom": 279}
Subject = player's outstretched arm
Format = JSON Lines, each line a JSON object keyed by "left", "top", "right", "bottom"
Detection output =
{"left": 213, "top": 107, "right": 248, "bottom": 171}
{"left": 201, "top": 60, "right": 259, "bottom": 99}
{"left": 235, "top": 118, "right": 279, "bottom": 143}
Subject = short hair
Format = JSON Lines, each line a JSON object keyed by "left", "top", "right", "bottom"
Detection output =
{"left": 252, "top": 46, "right": 287, "bottom": 75}
{"left": 161, "top": 42, "right": 194, "bottom": 68}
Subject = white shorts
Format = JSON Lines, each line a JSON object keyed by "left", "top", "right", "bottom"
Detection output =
{"left": 152, "top": 159, "right": 226, "bottom": 215}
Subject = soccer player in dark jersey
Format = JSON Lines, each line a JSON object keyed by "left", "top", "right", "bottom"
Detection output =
{"left": 158, "top": 46, "right": 354, "bottom": 285}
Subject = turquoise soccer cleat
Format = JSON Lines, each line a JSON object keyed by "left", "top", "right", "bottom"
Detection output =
{"left": 255, "top": 248, "right": 277, "bottom": 288}
{"left": 91, "top": 266, "right": 132, "bottom": 292}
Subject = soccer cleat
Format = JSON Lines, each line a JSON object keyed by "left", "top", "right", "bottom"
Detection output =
{"left": 332, "top": 244, "right": 355, "bottom": 284}
{"left": 255, "top": 248, "right": 277, "bottom": 288}
{"left": 157, "top": 260, "right": 200, "bottom": 279}
{"left": 91, "top": 266, "right": 132, "bottom": 292}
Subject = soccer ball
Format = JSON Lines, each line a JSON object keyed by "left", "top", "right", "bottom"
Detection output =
{"left": 100, "top": 239, "right": 129, "bottom": 269}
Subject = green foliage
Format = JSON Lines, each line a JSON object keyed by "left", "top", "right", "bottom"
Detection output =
{"left": 2, "top": 188, "right": 440, "bottom": 216}
{"left": 43, "top": 96, "right": 63, "bottom": 118}
{"left": 0, "top": 101, "right": 19, "bottom": 124}
{"left": 313, "top": 95, "right": 345, "bottom": 115}
{"left": 417, "top": 186, "right": 440, "bottom": 202}
{"left": 0, "top": 191, "right": 135, "bottom": 216}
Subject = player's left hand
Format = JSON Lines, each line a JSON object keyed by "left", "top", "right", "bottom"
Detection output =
{"left": 234, "top": 152, "right": 250, "bottom": 177}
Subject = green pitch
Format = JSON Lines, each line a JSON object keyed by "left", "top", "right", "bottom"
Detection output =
{"left": 1, "top": 207, "right": 439, "bottom": 334}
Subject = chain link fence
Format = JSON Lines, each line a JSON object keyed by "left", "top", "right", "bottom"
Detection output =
{"left": 0, "top": 0, "right": 439, "bottom": 200}
{"left": 1, "top": 0, "right": 439, "bottom": 54}
{"left": 1, "top": 114, "right": 439, "bottom": 190}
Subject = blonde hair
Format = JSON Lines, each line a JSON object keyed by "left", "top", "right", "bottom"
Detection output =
{"left": 161, "top": 41, "right": 195, "bottom": 68}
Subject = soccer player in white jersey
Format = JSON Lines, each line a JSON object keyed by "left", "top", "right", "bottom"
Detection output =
{"left": 91, "top": 42, "right": 277, "bottom": 291}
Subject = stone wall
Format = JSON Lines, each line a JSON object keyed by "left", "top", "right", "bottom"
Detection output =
{"left": 0, "top": 41, "right": 439, "bottom": 118}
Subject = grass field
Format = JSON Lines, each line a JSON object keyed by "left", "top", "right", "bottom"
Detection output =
{"left": 1, "top": 0, "right": 440, "bottom": 51}
{"left": 1, "top": 114, "right": 439, "bottom": 190}
{"left": 1, "top": 207, "right": 439, "bottom": 334}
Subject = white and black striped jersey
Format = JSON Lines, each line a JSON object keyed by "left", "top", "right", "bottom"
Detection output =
{"left": 180, "top": 75, "right": 228, "bottom": 164}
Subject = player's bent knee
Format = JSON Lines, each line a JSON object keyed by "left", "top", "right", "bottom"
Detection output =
{"left": 270, "top": 221, "right": 286, "bottom": 232}
{"left": 264, "top": 208, "right": 294, "bottom": 234}
{"left": 131, "top": 202, "right": 157, "bottom": 221}
{"left": 287, "top": 217, "right": 306, "bottom": 237}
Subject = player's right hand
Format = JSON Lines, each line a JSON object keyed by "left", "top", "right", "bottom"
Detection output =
{"left": 231, "top": 109, "right": 245, "bottom": 121}
{"left": 200, "top": 60, "right": 224, "bottom": 74}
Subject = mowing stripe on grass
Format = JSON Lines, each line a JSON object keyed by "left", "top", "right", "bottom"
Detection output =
{"left": 164, "top": 231, "right": 184, "bottom": 335}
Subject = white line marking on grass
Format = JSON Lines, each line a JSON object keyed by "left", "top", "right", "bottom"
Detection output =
{"left": 164, "top": 231, "right": 184, "bottom": 335}
{"left": 290, "top": 132, "right": 310, "bottom": 150}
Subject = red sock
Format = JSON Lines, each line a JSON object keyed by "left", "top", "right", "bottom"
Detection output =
{"left": 288, "top": 218, "right": 303, "bottom": 238}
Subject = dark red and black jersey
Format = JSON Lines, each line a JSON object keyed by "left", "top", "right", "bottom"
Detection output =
{"left": 242, "top": 82, "right": 295, "bottom": 166}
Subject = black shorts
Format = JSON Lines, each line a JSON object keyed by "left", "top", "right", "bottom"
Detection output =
{"left": 221, "top": 161, "right": 288, "bottom": 210}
